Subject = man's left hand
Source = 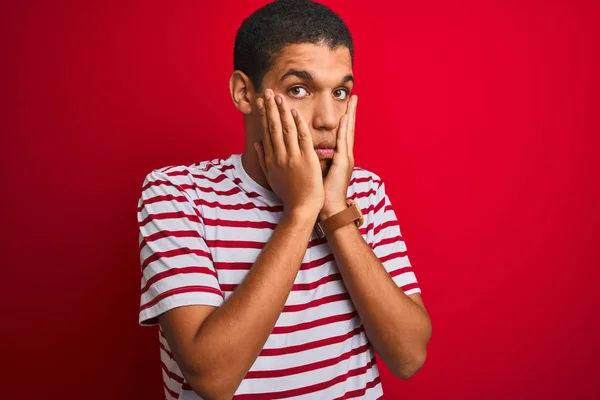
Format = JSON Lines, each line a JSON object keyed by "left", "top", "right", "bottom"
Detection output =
{"left": 319, "top": 94, "right": 358, "bottom": 221}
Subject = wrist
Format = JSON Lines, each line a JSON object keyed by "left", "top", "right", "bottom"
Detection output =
{"left": 318, "top": 202, "right": 348, "bottom": 222}
{"left": 282, "top": 207, "right": 319, "bottom": 226}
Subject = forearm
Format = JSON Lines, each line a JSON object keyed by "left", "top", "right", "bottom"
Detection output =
{"left": 326, "top": 222, "right": 431, "bottom": 379}
{"left": 190, "top": 212, "right": 316, "bottom": 398}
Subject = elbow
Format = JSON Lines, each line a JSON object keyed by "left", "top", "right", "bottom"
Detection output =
{"left": 185, "top": 371, "right": 237, "bottom": 400}
{"left": 394, "top": 316, "right": 432, "bottom": 380}
{"left": 391, "top": 349, "right": 427, "bottom": 380}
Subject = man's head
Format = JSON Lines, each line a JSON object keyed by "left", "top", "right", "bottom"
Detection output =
{"left": 229, "top": 0, "right": 354, "bottom": 177}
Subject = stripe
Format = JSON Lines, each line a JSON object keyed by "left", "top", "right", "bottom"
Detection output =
{"left": 271, "top": 311, "right": 357, "bottom": 335}
{"left": 164, "top": 383, "right": 180, "bottom": 399}
{"left": 350, "top": 176, "right": 381, "bottom": 186}
{"left": 349, "top": 189, "right": 377, "bottom": 200}
{"left": 206, "top": 239, "right": 265, "bottom": 249}
{"left": 245, "top": 343, "right": 371, "bottom": 379}
{"left": 140, "top": 285, "right": 223, "bottom": 312}
{"left": 138, "top": 194, "right": 188, "bottom": 212}
{"left": 232, "top": 356, "right": 377, "bottom": 399}
{"left": 143, "top": 229, "right": 203, "bottom": 244}
{"left": 160, "top": 341, "right": 174, "bottom": 360}
{"left": 259, "top": 326, "right": 364, "bottom": 357}
{"left": 389, "top": 266, "right": 413, "bottom": 278}
{"left": 141, "top": 266, "right": 218, "bottom": 296}
{"left": 373, "top": 196, "right": 386, "bottom": 214}
{"left": 138, "top": 211, "right": 202, "bottom": 228}
{"left": 360, "top": 197, "right": 385, "bottom": 216}
{"left": 401, "top": 282, "right": 420, "bottom": 292}
{"left": 282, "top": 293, "right": 350, "bottom": 313}
{"left": 143, "top": 179, "right": 243, "bottom": 197}
{"left": 372, "top": 234, "right": 404, "bottom": 250}
{"left": 194, "top": 198, "right": 283, "bottom": 212}
{"left": 210, "top": 163, "right": 235, "bottom": 173}
{"left": 379, "top": 251, "right": 408, "bottom": 264}
{"left": 162, "top": 361, "right": 184, "bottom": 384}
{"left": 203, "top": 217, "right": 277, "bottom": 229}
{"left": 373, "top": 220, "right": 400, "bottom": 237}
{"left": 165, "top": 169, "right": 240, "bottom": 184}
{"left": 141, "top": 247, "right": 212, "bottom": 272}
{"left": 332, "top": 375, "right": 381, "bottom": 400}
{"left": 214, "top": 253, "right": 333, "bottom": 272}
{"left": 220, "top": 272, "right": 341, "bottom": 293}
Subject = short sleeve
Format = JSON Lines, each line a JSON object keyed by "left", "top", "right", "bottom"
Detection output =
{"left": 137, "top": 170, "right": 224, "bottom": 326}
{"left": 370, "top": 179, "right": 421, "bottom": 296}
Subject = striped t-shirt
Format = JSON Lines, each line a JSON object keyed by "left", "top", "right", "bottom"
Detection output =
{"left": 137, "top": 153, "right": 420, "bottom": 400}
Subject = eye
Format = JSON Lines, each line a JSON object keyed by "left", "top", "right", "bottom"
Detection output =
{"left": 288, "top": 86, "right": 309, "bottom": 98}
{"left": 333, "top": 88, "right": 350, "bottom": 100}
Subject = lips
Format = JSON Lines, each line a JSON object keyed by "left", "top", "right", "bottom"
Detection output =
{"left": 315, "top": 147, "right": 335, "bottom": 159}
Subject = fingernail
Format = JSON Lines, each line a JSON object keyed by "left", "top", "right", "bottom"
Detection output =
{"left": 265, "top": 90, "right": 271, "bottom": 100}
{"left": 257, "top": 99, "right": 263, "bottom": 110}
{"left": 275, "top": 95, "right": 282, "bottom": 105}
{"left": 291, "top": 109, "right": 298, "bottom": 118}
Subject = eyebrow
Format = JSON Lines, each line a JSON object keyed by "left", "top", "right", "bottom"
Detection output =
{"left": 280, "top": 69, "right": 354, "bottom": 85}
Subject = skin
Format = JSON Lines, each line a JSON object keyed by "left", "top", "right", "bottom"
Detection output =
{"left": 158, "top": 43, "right": 432, "bottom": 400}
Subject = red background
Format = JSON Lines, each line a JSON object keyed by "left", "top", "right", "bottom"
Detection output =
{"left": 2, "top": 0, "right": 599, "bottom": 399}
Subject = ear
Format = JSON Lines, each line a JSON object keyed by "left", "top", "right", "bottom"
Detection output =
{"left": 229, "top": 70, "right": 255, "bottom": 115}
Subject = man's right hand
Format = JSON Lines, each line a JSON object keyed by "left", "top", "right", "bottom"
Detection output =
{"left": 254, "top": 88, "right": 324, "bottom": 219}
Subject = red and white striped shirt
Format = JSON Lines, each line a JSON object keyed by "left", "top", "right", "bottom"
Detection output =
{"left": 137, "top": 153, "right": 420, "bottom": 400}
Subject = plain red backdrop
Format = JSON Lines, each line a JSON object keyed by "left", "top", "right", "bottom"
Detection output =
{"left": 1, "top": 0, "right": 599, "bottom": 399}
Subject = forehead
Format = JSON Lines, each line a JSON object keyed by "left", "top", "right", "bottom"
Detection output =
{"left": 268, "top": 43, "right": 353, "bottom": 82}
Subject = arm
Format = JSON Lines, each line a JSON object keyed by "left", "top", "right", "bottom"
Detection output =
{"left": 157, "top": 89, "right": 325, "bottom": 399}
{"left": 318, "top": 207, "right": 432, "bottom": 379}
{"left": 318, "top": 95, "right": 431, "bottom": 379}
{"left": 159, "top": 211, "right": 315, "bottom": 400}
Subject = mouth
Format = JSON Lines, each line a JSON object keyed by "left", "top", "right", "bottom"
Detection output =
{"left": 314, "top": 147, "right": 335, "bottom": 159}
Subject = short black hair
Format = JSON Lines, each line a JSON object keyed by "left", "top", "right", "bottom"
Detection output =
{"left": 234, "top": 0, "right": 354, "bottom": 92}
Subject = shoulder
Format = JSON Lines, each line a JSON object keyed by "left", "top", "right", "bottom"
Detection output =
{"left": 349, "top": 165, "right": 385, "bottom": 194}
{"left": 141, "top": 155, "right": 234, "bottom": 190}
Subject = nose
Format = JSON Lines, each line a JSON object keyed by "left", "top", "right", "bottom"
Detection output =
{"left": 311, "top": 94, "right": 339, "bottom": 133}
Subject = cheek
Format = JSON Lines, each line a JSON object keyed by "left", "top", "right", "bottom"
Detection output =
{"left": 336, "top": 101, "right": 348, "bottom": 117}
{"left": 289, "top": 100, "right": 311, "bottom": 115}
{"left": 291, "top": 102, "right": 315, "bottom": 127}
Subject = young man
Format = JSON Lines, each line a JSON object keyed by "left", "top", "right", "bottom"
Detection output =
{"left": 137, "top": 1, "right": 432, "bottom": 399}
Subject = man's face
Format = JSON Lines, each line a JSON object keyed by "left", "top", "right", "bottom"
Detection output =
{"left": 255, "top": 43, "right": 354, "bottom": 176}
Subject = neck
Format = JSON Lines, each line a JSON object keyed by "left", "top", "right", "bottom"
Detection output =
{"left": 241, "top": 144, "right": 271, "bottom": 191}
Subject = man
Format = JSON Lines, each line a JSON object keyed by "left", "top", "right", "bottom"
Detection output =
{"left": 137, "top": 1, "right": 432, "bottom": 399}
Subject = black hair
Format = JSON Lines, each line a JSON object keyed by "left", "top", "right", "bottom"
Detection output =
{"left": 234, "top": 0, "right": 354, "bottom": 92}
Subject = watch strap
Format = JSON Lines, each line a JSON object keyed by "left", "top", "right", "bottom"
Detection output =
{"left": 314, "top": 199, "right": 363, "bottom": 238}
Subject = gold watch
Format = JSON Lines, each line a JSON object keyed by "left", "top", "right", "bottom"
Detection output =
{"left": 314, "top": 199, "right": 364, "bottom": 238}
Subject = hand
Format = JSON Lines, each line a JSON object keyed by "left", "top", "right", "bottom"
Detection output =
{"left": 319, "top": 95, "right": 358, "bottom": 221}
{"left": 254, "top": 89, "right": 324, "bottom": 220}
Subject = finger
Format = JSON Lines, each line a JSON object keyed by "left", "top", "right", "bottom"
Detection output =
{"left": 254, "top": 141, "right": 268, "bottom": 178}
{"left": 275, "top": 94, "right": 300, "bottom": 157}
{"left": 291, "top": 109, "right": 314, "bottom": 154}
{"left": 347, "top": 95, "right": 357, "bottom": 154}
{"left": 336, "top": 114, "right": 350, "bottom": 158}
{"left": 257, "top": 98, "right": 274, "bottom": 163}
{"left": 265, "top": 89, "right": 286, "bottom": 158}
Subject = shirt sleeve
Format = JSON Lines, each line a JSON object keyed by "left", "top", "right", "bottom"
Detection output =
{"left": 137, "top": 169, "right": 224, "bottom": 326}
{"left": 369, "top": 178, "right": 421, "bottom": 296}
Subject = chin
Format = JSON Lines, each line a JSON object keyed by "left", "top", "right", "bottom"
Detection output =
{"left": 321, "top": 160, "right": 331, "bottom": 177}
